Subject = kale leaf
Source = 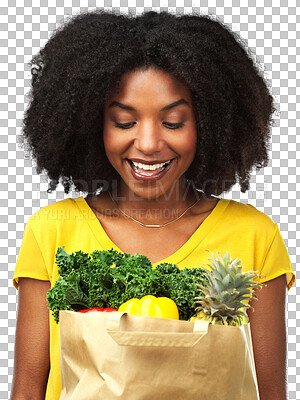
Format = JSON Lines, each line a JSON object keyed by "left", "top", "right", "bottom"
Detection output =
{"left": 47, "top": 247, "right": 208, "bottom": 323}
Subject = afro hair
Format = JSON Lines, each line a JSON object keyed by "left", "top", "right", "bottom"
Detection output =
{"left": 22, "top": 10, "right": 275, "bottom": 196}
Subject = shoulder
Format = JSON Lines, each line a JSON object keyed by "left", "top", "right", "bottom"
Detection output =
{"left": 28, "top": 197, "right": 83, "bottom": 230}
{"left": 220, "top": 199, "right": 278, "bottom": 252}
{"left": 225, "top": 199, "right": 276, "bottom": 232}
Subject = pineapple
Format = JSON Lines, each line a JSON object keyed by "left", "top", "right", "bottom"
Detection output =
{"left": 190, "top": 251, "right": 266, "bottom": 326}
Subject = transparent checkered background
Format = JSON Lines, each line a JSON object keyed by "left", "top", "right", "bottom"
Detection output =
{"left": 1, "top": 0, "right": 299, "bottom": 398}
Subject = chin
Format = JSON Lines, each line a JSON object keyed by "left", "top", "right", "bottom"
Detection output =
{"left": 129, "top": 181, "right": 180, "bottom": 201}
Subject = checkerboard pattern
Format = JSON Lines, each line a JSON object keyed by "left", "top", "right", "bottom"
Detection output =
{"left": 1, "top": 0, "right": 299, "bottom": 398}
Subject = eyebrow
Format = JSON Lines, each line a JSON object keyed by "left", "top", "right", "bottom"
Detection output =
{"left": 108, "top": 98, "right": 189, "bottom": 112}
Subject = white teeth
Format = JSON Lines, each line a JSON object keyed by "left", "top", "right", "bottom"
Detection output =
{"left": 131, "top": 160, "right": 171, "bottom": 171}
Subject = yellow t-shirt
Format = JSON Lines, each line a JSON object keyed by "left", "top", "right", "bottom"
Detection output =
{"left": 13, "top": 196, "right": 295, "bottom": 400}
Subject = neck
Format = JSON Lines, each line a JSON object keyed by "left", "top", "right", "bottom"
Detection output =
{"left": 109, "top": 178, "right": 203, "bottom": 223}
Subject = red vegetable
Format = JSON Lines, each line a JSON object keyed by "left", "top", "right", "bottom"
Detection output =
{"left": 78, "top": 307, "right": 118, "bottom": 313}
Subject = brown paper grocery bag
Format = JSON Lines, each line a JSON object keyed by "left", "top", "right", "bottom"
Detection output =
{"left": 59, "top": 310, "right": 259, "bottom": 400}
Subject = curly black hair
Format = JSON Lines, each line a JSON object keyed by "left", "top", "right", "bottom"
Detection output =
{"left": 22, "top": 9, "right": 274, "bottom": 196}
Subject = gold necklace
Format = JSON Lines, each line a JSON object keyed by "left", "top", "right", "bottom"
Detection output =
{"left": 100, "top": 191, "right": 204, "bottom": 228}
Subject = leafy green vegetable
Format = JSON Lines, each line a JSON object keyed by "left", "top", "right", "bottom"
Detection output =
{"left": 47, "top": 247, "right": 209, "bottom": 323}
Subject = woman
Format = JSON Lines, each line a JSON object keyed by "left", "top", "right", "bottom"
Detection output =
{"left": 11, "top": 10, "right": 295, "bottom": 400}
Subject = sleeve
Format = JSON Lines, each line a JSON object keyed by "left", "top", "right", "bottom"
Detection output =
{"left": 13, "top": 219, "right": 50, "bottom": 290}
{"left": 259, "top": 223, "right": 295, "bottom": 291}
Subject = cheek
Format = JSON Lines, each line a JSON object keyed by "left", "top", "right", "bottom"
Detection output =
{"left": 103, "top": 127, "right": 120, "bottom": 154}
{"left": 182, "top": 129, "right": 197, "bottom": 160}
{"left": 102, "top": 129, "right": 111, "bottom": 154}
{"left": 102, "top": 129, "right": 118, "bottom": 168}
{"left": 102, "top": 128, "right": 130, "bottom": 172}
{"left": 102, "top": 115, "right": 119, "bottom": 157}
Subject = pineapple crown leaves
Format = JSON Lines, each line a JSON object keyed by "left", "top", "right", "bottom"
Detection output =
{"left": 201, "top": 249, "right": 267, "bottom": 291}
{"left": 194, "top": 250, "right": 267, "bottom": 320}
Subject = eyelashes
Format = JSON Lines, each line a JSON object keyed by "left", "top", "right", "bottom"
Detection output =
{"left": 113, "top": 122, "right": 185, "bottom": 130}
{"left": 113, "top": 122, "right": 134, "bottom": 129}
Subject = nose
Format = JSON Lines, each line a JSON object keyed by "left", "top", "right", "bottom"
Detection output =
{"left": 134, "top": 121, "right": 164, "bottom": 155}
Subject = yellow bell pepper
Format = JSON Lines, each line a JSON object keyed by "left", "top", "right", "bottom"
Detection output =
{"left": 118, "top": 295, "right": 179, "bottom": 320}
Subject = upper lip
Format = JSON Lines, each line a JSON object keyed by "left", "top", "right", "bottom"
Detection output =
{"left": 128, "top": 158, "right": 173, "bottom": 165}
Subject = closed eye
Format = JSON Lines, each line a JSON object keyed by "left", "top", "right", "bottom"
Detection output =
{"left": 113, "top": 122, "right": 185, "bottom": 130}
{"left": 114, "top": 122, "right": 134, "bottom": 129}
{"left": 164, "top": 122, "right": 185, "bottom": 129}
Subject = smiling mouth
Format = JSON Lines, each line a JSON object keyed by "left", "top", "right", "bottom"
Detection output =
{"left": 126, "top": 158, "right": 175, "bottom": 180}
{"left": 129, "top": 159, "right": 172, "bottom": 172}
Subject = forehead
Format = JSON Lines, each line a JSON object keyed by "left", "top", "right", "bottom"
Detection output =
{"left": 106, "top": 68, "right": 193, "bottom": 107}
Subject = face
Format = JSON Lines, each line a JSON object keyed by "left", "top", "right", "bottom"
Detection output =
{"left": 103, "top": 68, "right": 197, "bottom": 200}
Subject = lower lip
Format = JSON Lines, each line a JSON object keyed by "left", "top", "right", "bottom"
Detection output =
{"left": 126, "top": 159, "right": 174, "bottom": 183}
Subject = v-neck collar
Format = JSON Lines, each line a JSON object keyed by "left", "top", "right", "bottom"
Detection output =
{"left": 74, "top": 196, "right": 231, "bottom": 266}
